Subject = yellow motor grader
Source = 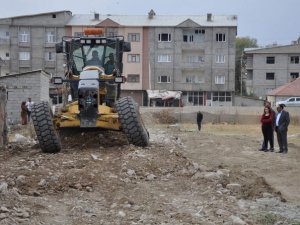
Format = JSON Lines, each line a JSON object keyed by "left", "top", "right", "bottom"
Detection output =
{"left": 31, "top": 29, "right": 149, "bottom": 153}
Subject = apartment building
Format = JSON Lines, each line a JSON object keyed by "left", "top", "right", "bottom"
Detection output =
{"left": 66, "top": 11, "right": 237, "bottom": 106}
{"left": 0, "top": 11, "right": 72, "bottom": 103}
{"left": 244, "top": 44, "right": 300, "bottom": 99}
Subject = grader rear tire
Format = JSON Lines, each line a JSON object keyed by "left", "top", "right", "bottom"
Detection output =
{"left": 115, "top": 96, "right": 149, "bottom": 147}
{"left": 31, "top": 101, "right": 61, "bottom": 153}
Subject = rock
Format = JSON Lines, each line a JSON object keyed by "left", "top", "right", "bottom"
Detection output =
{"left": 146, "top": 173, "right": 156, "bottom": 181}
{"left": 86, "top": 186, "right": 93, "bottom": 192}
{"left": 117, "top": 210, "right": 126, "bottom": 217}
{"left": 16, "top": 175, "right": 26, "bottom": 186}
{"left": 38, "top": 179, "right": 47, "bottom": 187}
{"left": 74, "top": 183, "right": 82, "bottom": 190}
{"left": 0, "top": 213, "right": 7, "bottom": 219}
{"left": 0, "top": 206, "right": 10, "bottom": 213}
{"left": 217, "top": 169, "right": 230, "bottom": 177}
{"left": 226, "top": 183, "right": 242, "bottom": 193}
{"left": 14, "top": 133, "right": 28, "bottom": 143}
{"left": 91, "top": 154, "right": 98, "bottom": 160}
{"left": 203, "top": 172, "right": 221, "bottom": 180}
{"left": 0, "top": 182, "right": 8, "bottom": 194}
{"left": 216, "top": 209, "right": 230, "bottom": 217}
{"left": 229, "top": 215, "right": 247, "bottom": 225}
{"left": 127, "top": 169, "right": 136, "bottom": 177}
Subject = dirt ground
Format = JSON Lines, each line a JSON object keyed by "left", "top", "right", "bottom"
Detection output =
{"left": 0, "top": 115, "right": 300, "bottom": 225}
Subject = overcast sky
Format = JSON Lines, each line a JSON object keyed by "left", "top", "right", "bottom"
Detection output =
{"left": 0, "top": 0, "right": 299, "bottom": 46}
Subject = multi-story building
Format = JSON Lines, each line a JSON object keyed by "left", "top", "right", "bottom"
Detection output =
{"left": 66, "top": 11, "right": 237, "bottom": 106}
{"left": 0, "top": 11, "right": 237, "bottom": 106}
{"left": 244, "top": 44, "right": 300, "bottom": 99}
{"left": 0, "top": 11, "right": 72, "bottom": 103}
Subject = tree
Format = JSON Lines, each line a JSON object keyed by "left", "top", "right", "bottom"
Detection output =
{"left": 235, "top": 37, "right": 258, "bottom": 94}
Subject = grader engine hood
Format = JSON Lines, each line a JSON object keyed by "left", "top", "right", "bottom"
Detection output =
{"left": 78, "top": 70, "right": 99, "bottom": 127}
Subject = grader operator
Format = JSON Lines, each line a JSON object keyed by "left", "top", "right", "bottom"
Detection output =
{"left": 31, "top": 29, "right": 149, "bottom": 153}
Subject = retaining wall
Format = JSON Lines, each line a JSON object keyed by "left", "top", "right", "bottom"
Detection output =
{"left": 140, "top": 106, "right": 300, "bottom": 125}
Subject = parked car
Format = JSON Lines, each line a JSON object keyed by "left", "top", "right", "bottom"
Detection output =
{"left": 276, "top": 97, "right": 300, "bottom": 107}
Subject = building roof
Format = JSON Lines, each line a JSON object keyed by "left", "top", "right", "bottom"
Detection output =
{"left": 244, "top": 44, "right": 300, "bottom": 54}
{"left": 267, "top": 77, "right": 300, "bottom": 96}
{"left": 0, "top": 70, "right": 50, "bottom": 79}
{"left": 0, "top": 11, "right": 72, "bottom": 20}
{"left": 67, "top": 14, "right": 238, "bottom": 27}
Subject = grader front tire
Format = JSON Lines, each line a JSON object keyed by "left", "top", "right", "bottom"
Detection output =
{"left": 31, "top": 101, "right": 61, "bottom": 153}
{"left": 115, "top": 97, "right": 149, "bottom": 147}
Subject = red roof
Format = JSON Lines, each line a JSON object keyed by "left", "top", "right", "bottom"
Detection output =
{"left": 268, "top": 77, "right": 300, "bottom": 96}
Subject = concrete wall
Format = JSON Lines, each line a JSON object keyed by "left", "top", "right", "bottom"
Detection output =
{"left": 140, "top": 106, "right": 300, "bottom": 125}
{"left": 233, "top": 96, "right": 265, "bottom": 106}
{"left": 0, "top": 70, "right": 50, "bottom": 124}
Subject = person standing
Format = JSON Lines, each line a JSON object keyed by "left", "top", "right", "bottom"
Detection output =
{"left": 275, "top": 104, "right": 290, "bottom": 154}
{"left": 260, "top": 106, "right": 274, "bottom": 152}
{"left": 25, "top": 97, "right": 34, "bottom": 122}
{"left": 197, "top": 111, "right": 203, "bottom": 131}
{"left": 21, "top": 101, "right": 28, "bottom": 125}
{"left": 259, "top": 101, "right": 276, "bottom": 151}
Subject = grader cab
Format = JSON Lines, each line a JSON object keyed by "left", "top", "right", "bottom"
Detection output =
{"left": 31, "top": 29, "right": 149, "bottom": 153}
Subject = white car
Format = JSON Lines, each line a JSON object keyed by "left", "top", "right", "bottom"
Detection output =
{"left": 276, "top": 97, "right": 300, "bottom": 107}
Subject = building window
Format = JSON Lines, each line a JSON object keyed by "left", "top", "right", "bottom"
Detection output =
{"left": 185, "top": 75, "right": 194, "bottom": 83}
{"left": 5, "top": 31, "right": 9, "bottom": 36}
{"left": 195, "top": 29, "right": 205, "bottom": 34}
{"left": 183, "top": 91, "right": 204, "bottom": 106}
{"left": 158, "top": 54, "right": 172, "bottom": 62}
{"left": 128, "top": 54, "right": 140, "bottom": 63}
{"left": 183, "top": 35, "right": 194, "bottom": 42}
{"left": 290, "top": 72, "right": 299, "bottom": 79}
{"left": 158, "top": 33, "right": 171, "bottom": 42}
{"left": 45, "top": 52, "right": 55, "bottom": 61}
{"left": 19, "top": 30, "right": 30, "bottom": 42}
{"left": 5, "top": 52, "right": 9, "bottom": 58}
{"left": 266, "top": 72, "right": 275, "bottom": 80}
{"left": 216, "top": 33, "right": 226, "bottom": 42}
{"left": 266, "top": 56, "right": 275, "bottom": 64}
{"left": 185, "top": 75, "right": 204, "bottom": 83}
{"left": 74, "top": 32, "right": 84, "bottom": 37}
{"left": 290, "top": 56, "right": 299, "bottom": 64}
{"left": 187, "top": 56, "right": 204, "bottom": 63}
{"left": 216, "top": 55, "right": 225, "bottom": 63}
{"left": 46, "top": 31, "right": 55, "bottom": 43}
{"left": 212, "top": 92, "right": 232, "bottom": 102}
{"left": 157, "top": 75, "right": 171, "bottom": 83}
{"left": 19, "top": 52, "right": 30, "bottom": 60}
{"left": 215, "top": 75, "right": 225, "bottom": 84}
{"left": 127, "top": 74, "right": 140, "bottom": 83}
{"left": 128, "top": 33, "right": 140, "bottom": 42}
{"left": 106, "top": 28, "right": 118, "bottom": 37}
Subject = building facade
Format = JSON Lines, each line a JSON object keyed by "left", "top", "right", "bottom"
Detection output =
{"left": 0, "top": 11, "right": 72, "bottom": 104}
{"left": 0, "top": 11, "right": 237, "bottom": 106}
{"left": 66, "top": 11, "right": 237, "bottom": 106}
{"left": 244, "top": 44, "right": 300, "bottom": 99}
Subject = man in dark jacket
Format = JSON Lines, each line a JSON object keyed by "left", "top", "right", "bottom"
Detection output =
{"left": 197, "top": 111, "right": 203, "bottom": 131}
{"left": 275, "top": 104, "right": 290, "bottom": 154}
